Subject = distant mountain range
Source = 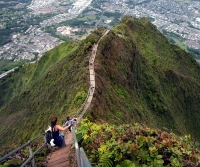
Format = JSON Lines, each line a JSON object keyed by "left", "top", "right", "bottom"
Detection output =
{"left": 0, "top": 16, "right": 199, "bottom": 156}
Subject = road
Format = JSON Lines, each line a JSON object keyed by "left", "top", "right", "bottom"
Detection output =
{"left": 0, "top": 68, "right": 17, "bottom": 79}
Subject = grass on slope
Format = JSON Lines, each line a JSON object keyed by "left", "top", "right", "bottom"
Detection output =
{"left": 0, "top": 59, "right": 29, "bottom": 75}
{"left": 88, "top": 16, "right": 200, "bottom": 141}
{"left": 0, "top": 41, "right": 78, "bottom": 107}
{"left": 113, "top": 16, "right": 200, "bottom": 79}
{"left": 0, "top": 27, "right": 107, "bottom": 156}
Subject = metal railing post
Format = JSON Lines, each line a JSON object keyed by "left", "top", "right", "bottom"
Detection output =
{"left": 80, "top": 148, "right": 92, "bottom": 167}
{"left": 28, "top": 142, "right": 35, "bottom": 167}
{"left": 71, "top": 128, "right": 81, "bottom": 167}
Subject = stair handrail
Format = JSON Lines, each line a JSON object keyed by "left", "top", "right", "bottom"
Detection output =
{"left": 0, "top": 133, "right": 45, "bottom": 166}
{"left": 0, "top": 70, "right": 91, "bottom": 166}
{"left": 0, "top": 29, "right": 110, "bottom": 166}
{"left": 71, "top": 127, "right": 92, "bottom": 167}
{"left": 68, "top": 43, "right": 96, "bottom": 167}
{"left": 71, "top": 30, "right": 110, "bottom": 167}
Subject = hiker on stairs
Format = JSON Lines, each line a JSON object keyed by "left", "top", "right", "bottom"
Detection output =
{"left": 51, "top": 116, "right": 71, "bottom": 147}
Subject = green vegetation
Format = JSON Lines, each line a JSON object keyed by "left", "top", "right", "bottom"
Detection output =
{"left": 0, "top": 0, "right": 58, "bottom": 46}
{"left": 0, "top": 159, "right": 23, "bottom": 167}
{"left": 162, "top": 30, "right": 200, "bottom": 59}
{"left": 0, "top": 136, "right": 50, "bottom": 166}
{"left": 42, "top": 18, "right": 92, "bottom": 41}
{"left": 77, "top": 15, "right": 97, "bottom": 21}
{"left": 0, "top": 41, "right": 78, "bottom": 107}
{"left": 77, "top": 119, "right": 200, "bottom": 166}
{"left": 0, "top": 17, "right": 200, "bottom": 165}
{"left": 88, "top": 16, "right": 200, "bottom": 140}
{"left": 0, "top": 27, "right": 106, "bottom": 156}
{"left": 0, "top": 59, "right": 28, "bottom": 75}
{"left": 102, "top": 12, "right": 122, "bottom": 26}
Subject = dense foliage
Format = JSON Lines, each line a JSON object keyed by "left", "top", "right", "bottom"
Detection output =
{"left": 77, "top": 119, "right": 200, "bottom": 167}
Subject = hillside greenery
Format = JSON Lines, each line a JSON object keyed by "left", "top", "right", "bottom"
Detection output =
{"left": 0, "top": 41, "right": 78, "bottom": 107}
{"left": 0, "top": 59, "right": 28, "bottom": 75}
{"left": 0, "top": 27, "right": 106, "bottom": 155}
{"left": 0, "top": 16, "right": 199, "bottom": 163}
{"left": 77, "top": 119, "right": 200, "bottom": 166}
{"left": 86, "top": 16, "right": 200, "bottom": 140}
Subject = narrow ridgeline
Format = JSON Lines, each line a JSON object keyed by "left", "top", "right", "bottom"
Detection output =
{"left": 0, "top": 16, "right": 200, "bottom": 162}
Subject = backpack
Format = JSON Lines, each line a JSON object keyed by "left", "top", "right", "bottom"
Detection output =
{"left": 63, "top": 118, "right": 77, "bottom": 127}
{"left": 45, "top": 130, "right": 53, "bottom": 144}
{"left": 45, "top": 126, "right": 55, "bottom": 147}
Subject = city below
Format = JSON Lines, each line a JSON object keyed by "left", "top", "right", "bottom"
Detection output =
{"left": 0, "top": 0, "right": 199, "bottom": 62}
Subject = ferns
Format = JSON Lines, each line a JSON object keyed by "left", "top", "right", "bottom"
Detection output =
{"left": 77, "top": 119, "right": 200, "bottom": 166}
{"left": 116, "top": 160, "right": 136, "bottom": 167}
{"left": 97, "top": 155, "right": 136, "bottom": 167}
{"left": 98, "top": 153, "right": 113, "bottom": 167}
{"left": 76, "top": 132, "right": 83, "bottom": 142}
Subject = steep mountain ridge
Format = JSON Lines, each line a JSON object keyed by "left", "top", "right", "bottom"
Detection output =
{"left": 0, "top": 17, "right": 199, "bottom": 156}
{"left": 0, "top": 28, "right": 106, "bottom": 154}
{"left": 88, "top": 16, "right": 200, "bottom": 139}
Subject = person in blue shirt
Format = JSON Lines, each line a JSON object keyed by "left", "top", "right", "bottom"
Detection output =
{"left": 51, "top": 116, "right": 71, "bottom": 147}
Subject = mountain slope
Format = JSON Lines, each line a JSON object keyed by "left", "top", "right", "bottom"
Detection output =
{"left": 88, "top": 16, "right": 200, "bottom": 139}
{"left": 0, "top": 28, "right": 106, "bottom": 154}
{"left": 0, "top": 41, "right": 78, "bottom": 107}
{"left": 0, "top": 16, "right": 199, "bottom": 156}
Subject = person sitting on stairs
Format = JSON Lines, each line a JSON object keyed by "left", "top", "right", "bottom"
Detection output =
{"left": 51, "top": 116, "right": 71, "bottom": 147}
